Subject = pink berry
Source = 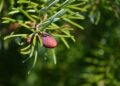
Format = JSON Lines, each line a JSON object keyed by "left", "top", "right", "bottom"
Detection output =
{"left": 42, "top": 34, "right": 57, "bottom": 48}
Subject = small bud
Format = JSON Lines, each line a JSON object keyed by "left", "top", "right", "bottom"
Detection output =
{"left": 26, "top": 22, "right": 37, "bottom": 28}
{"left": 26, "top": 34, "right": 34, "bottom": 44}
{"left": 9, "top": 22, "right": 21, "bottom": 31}
{"left": 42, "top": 33, "right": 57, "bottom": 48}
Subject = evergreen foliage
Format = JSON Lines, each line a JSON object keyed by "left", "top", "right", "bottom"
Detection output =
{"left": 0, "top": 0, "right": 120, "bottom": 86}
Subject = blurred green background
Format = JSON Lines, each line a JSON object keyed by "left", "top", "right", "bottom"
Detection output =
{"left": 0, "top": 0, "right": 120, "bottom": 86}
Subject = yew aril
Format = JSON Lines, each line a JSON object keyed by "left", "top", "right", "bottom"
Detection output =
{"left": 42, "top": 34, "right": 57, "bottom": 48}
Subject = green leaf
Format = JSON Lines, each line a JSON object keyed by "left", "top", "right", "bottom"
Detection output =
{"left": 29, "top": 35, "right": 36, "bottom": 57}
{"left": 31, "top": 15, "right": 39, "bottom": 20}
{"left": 2, "top": 21, "right": 10, "bottom": 23}
{"left": 22, "top": 35, "right": 36, "bottom": 63}
{"left": 46, "top": 0, "right": 55, "bottom": 6}
{"left": 68, "top": 16, "right": 85, "bottom": 20}
{"left": 20, "top": 50, "right": 31, "bottom": 55}
{"left": 60, "top": 30, "right": 75, "bottom": 42}
{"left": 37, "top": 34, "right": 43, "bottom": 46}
{"left": 39, "top": 0, "right": 59, "bottom": 15}
{"left": 2, "top": 17, "right": 16, "bottom": 23}
{"left": 18, "top": 22, "right": 34, "bottom": 32}
{"left": 65, "top": 14, "right": 85, "bottom": 20}
{"left": 0, "top": 0, "right": 4, "bottom": 13}
{"left": 8, "top": 10, "right": 20, "bottom": 15}
{"left": 19, "top": 8, "right": 36, "bottom": 22}
{"left": 20, "top": 45, "right": 31, "bottom": 52}
{"left": 32, "top": 50, "right": 38, "bottom": 69}
{"left": 61, "top": 30, "right": 70, "bottom": 35}
{"left": 27, "top": 50, "right": 38, "bottom": 75}
{"left": 52, "top": 34, "right": 73, "bottom": 38}
{"left": 47, "top": 0, "right": 59, "bottom": 9}
{"left": 67, "top": 5, "right": 87, "bottom": 12}
{"left": 95, "top": 11, "right": 101, "bottom": 25}
{"left": 58, "top": 0, "right": 69, "bottom": 9}
{"left": 61, "top": 37, "right": 70, "bottom": 48}
{"left": 51, "top": 49, "right": 57, "bottom": 64}
{"left": 69, "top": 2, "right": 86, "bottom": 7}
{"left": 41, "top": 9, "right": 66, "bottom": 30}
{"left": 51, "top": 23, "right": 59, "bottom": 28}
{"left": 71, "top": 37, "right": 76, "bottom": 42}
{"left": 4, "top": 34, "right": 27, "bottom": 40}
{"left": 63, "top": 18, "right": 84, "bottom": 30}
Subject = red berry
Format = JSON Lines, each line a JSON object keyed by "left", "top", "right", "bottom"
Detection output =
{"left": 42, "top": 34, "right": 57, "bottom": 48}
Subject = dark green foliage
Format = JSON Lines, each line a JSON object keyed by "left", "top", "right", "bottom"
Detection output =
{"left": 0, "top": 0, "right": 120, "bottom": 86}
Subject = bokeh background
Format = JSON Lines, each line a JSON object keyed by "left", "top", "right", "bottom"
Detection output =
{"left": 0, "top": 0, "right": 120, "bottom": 86}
